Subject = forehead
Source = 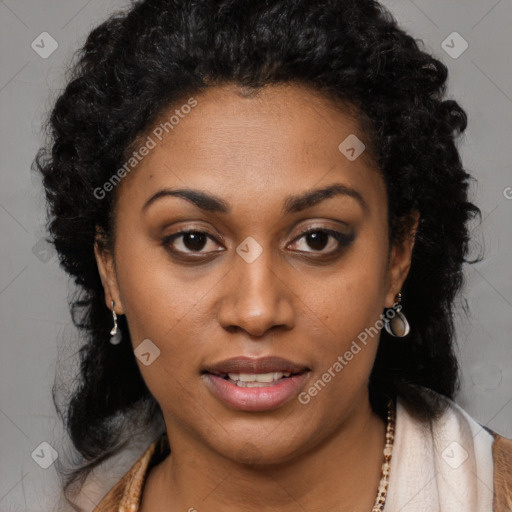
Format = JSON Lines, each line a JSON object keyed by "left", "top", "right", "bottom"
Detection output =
{"left": 147, "top": 83, "right": 374, "bottom": 165}
{"left": 115, "top": 83, "right": 384, "bottom": 216}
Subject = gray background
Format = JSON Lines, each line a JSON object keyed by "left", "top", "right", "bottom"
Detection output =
{"left": 1, "top": 0, "right": 511, "bottom": 510}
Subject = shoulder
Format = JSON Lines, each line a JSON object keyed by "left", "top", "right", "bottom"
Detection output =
{"left": 438, "top": 398, "right": 512, "bottom": 510}
{"left": 93, "top": 432, "right": 169, "bottom": 512}
{"left": 396, "top": 392, "right": 512, "bottom": 511}
{"left": 486, "top": 428, "right": 512, "bottom": 512}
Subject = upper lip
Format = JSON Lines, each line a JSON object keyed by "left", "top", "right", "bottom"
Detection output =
{"left": 202, "top": 356, "right": 310, "bottom": 375}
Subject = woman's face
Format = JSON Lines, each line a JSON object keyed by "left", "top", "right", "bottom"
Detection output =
{"left": 95, "top": 83, "right": 415, "bottom": 464}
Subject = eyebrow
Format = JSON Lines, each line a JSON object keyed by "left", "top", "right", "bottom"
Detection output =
{"left": 142, "top": 183, "right": 368, "bottom": 215}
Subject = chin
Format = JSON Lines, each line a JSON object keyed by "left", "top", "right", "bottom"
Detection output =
{"left": 213, "top": 431, "right": 311, "bottom": 467}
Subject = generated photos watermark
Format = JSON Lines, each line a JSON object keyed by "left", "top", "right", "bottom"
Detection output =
{"left": 298, "top": 306, "right": 402, "bottom": 405}
{"left": 93, "top": 97, "right": 198, "bottom": 200}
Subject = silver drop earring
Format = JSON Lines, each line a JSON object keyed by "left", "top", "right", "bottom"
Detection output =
{"left": 384, "top": 292, "right": 410, "bottom": 338}
{"left": 109, "top": 300, "right": 122, "bottom": 345}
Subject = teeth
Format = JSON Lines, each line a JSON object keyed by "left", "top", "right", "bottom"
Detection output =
{"left": 236, "top": 381, "right": 279, "bottom": 388}
{"left": 227, "top": 372, "right": 291, "bottom": 384}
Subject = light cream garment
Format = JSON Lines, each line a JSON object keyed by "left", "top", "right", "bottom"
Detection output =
{"left": 385, "top": 396, "right": 494, "bottom": 511}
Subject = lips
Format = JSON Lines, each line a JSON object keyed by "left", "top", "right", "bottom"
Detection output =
{"left": 201, "top": 356, "right": 311, "bottom": 411}
{"left": 202, "top": 356, "right": 310, "bottom": 376}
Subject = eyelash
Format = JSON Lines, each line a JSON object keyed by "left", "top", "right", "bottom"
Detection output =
{"left": 161, "top": 227, "right": 354, "bottom": 259}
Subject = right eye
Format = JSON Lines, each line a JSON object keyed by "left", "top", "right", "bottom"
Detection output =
{"left": 162, "top": 230, "right": 224, "bottom": 255}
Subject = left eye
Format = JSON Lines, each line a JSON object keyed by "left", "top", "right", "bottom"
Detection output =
{"left": 288, "top": 228, "right": 351, "bottom": 253}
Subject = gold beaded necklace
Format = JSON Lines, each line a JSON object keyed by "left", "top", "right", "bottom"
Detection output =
{"left": 371, "top": 399, "right": 395, "bottom": 512}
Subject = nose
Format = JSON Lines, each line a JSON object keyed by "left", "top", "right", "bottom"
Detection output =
{"left": 217, "top": 248, "right": 295, "bottom": 338}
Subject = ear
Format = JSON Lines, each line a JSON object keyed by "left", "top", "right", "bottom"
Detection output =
{"left": 384, "top": 210, "right": 419, "bottom": 308}
{"left": 94, "top": 227, "right": 124, "bottom": 315}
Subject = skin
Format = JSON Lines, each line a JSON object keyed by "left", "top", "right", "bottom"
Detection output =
{"left": 95, "top": 83, "right": 418, "bottom": 511}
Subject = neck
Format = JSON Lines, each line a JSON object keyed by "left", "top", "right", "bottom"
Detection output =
{"left": 141, "top": 395, "right": 386, "bottom": 512}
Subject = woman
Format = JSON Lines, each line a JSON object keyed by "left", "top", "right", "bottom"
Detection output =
{"left": 34, "top": 0, "right": 512, "bottom": 510}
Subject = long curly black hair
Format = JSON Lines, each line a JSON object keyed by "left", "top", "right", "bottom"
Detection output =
{"left": 33, "top": 0, "right": 481, "bottom": 504}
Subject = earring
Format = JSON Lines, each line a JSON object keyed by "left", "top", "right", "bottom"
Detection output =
{"left": 109, "top": 300, "right": 122, "bottom": 345}
{"left": 384, "top": 292, "right": 410, "bottom": 338}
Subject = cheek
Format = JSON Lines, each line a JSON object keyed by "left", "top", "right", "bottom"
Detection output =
{"left": 116, "top": 265, "right": 211, "bottom": 415}
{"left": 312, "top": 250, "right": 388, "bottom": 345}
{"left": 113, "top": 225, "right": 213, "bottom": 341}
{"left": 301, "top": 243, "right": 388, "bottom": 391}
{"left": 117, "top": 271, "right": 212, "bottom": 378}
{"left": 112, "top": 235, "right": 216, "bottom": 401}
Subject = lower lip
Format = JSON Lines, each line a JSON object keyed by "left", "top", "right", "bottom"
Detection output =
{"left": 202, "top": 372, "right": 309, "bottom": 412}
